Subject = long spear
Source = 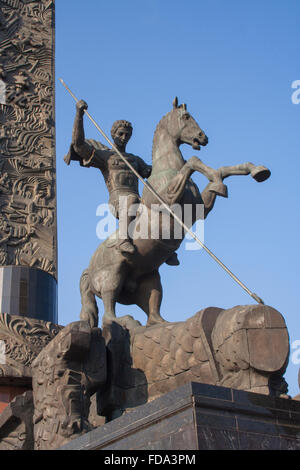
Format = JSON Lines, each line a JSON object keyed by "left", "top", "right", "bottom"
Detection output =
{"left": 59, "top": 78, "right": 264, "bottom": 305}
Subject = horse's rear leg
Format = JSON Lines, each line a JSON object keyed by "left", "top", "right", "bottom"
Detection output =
{"left": 135, "top": 270, "right": 165, "bottom": 327}
{"left": 102, "top": 290, "right": 119, "bottom": 324}
{"left": 98, "top": 267, "right": 127, "bottom": 325}
{"left": 80, "top": 269, "right": 99, "bottom": 328}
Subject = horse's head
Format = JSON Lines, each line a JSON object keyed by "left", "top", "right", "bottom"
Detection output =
{"left": 167, "top": 97, "right": 208, "bottom": 150}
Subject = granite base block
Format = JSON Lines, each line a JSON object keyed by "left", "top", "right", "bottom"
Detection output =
{"left": 59, "top": 382, "right": 300, "bottom": 450}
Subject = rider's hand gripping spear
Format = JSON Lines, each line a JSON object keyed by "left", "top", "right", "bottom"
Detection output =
{"left": 59, "top": 78, "right": 265, "bottom": 305}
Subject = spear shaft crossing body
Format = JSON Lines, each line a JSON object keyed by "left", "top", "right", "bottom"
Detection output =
{"left": 59, "top": 78, "right": 264, "bottom": 305}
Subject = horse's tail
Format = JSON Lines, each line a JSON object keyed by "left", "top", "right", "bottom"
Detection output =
{"left": 80, "top": 268, "right": 99, "bottom": 328}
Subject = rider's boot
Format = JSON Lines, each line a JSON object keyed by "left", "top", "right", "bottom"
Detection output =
{"left": 165, "top": 252, "right": 180, "bottom": 266}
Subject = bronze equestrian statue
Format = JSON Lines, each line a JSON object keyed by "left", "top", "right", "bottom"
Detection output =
{"left": 66, "top": 97, "right": 270, "bottom": 328}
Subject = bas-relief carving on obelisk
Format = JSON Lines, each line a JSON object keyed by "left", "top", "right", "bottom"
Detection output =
{"left": 0, "top": 0, "right": 57, "bottom": 322}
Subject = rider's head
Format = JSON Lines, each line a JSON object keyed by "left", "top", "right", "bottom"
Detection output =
{"left": 111, "top": 120, "right": 133, "bottom": 148}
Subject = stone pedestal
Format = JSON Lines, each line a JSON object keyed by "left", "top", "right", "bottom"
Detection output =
{"left": 0, "top": 390, "right": 34, "bottom": 450}
{"left": 0, "top": 312, "right": 62, "bottom": 421}
{"left": 59, "top": 382, "right": 300, "bottom": 450}
{"left": 0, "top": 385, "right": 30, "bottom": 413}
{"left": 0, "top": 318, "right": 107, "bottom": 450}
{"left": 32, "top": 321, "right": 107, "bottom": 450}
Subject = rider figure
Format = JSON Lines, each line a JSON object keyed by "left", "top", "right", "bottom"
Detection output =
{"left": 65, "top": 99, "right": 179, "bottom": 264}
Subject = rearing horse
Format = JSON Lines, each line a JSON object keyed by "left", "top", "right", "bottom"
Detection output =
{"left": 80, "top": 97, "right": 270, "bottom": 328}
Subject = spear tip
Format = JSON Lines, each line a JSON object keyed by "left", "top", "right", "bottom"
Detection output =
{"left": 251, "top": 293, "right": 265, "bottom": 305}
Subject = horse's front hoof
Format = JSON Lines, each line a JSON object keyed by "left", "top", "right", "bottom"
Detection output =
{"left": 209, "top": 181, "right": 228, "bottom": 198}
{"left": 146, "top": 315, "right": 168, "bottom": 327}
{"left": 117, "top": 315, "right": 142, "bottom": 330}
{"left": 102, "top": 313, "right": 117, "bottom": 327}
{"left": 251, "top": 165, "right": 271, "bottom": 182}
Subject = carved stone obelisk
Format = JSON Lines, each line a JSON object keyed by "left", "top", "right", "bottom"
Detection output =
{"left": 0, "top": 0, "right": 57, "bottom": 322}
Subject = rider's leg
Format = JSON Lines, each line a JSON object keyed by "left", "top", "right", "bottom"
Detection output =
{"left": 117, "top": 194, "right": 140, "bottom": 254}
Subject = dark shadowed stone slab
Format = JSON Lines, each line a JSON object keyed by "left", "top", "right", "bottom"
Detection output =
{"left": 58, "top": 382, "right": 300, "bottom": 450}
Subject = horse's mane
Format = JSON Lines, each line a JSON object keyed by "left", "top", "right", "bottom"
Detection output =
{"left": 151, "top": 110, "right": 171, "bottom": 160}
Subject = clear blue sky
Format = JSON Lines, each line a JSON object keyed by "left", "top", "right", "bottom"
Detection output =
{"left": 55, "top": 0, "right": 300, "bottom": 396}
